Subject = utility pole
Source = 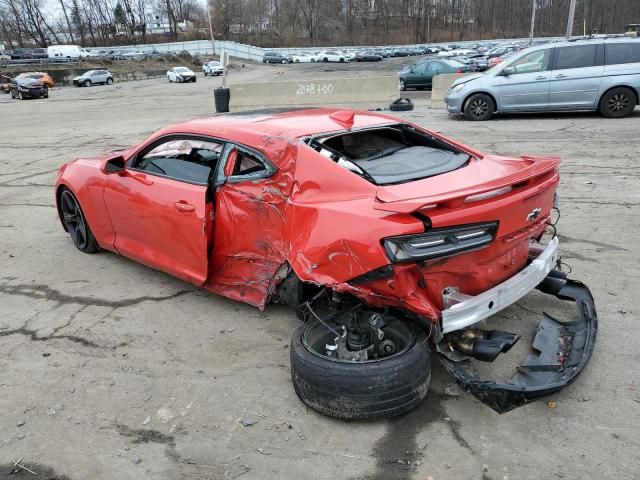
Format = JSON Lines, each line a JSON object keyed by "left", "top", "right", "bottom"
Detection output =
{"left": 207, "top": 0, "right": 216, "bottom": 56}
{"left": 566, "top": 0, "right": 577, "bottom": 39}
{"left": 529, "top": 0, "right": 536, "bottom": 44}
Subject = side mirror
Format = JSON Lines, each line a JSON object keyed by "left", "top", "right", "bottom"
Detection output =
{"left": 102, "top": 155, "right": 126, "bottom": 174}
{"left": 502, "top": 66, "right": 515, "bottom": 76}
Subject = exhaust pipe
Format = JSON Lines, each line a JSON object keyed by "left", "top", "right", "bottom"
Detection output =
{"left": 447, "top": 329, "right": 521, "bottom": 362}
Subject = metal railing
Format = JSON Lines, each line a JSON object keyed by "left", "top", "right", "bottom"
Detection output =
{"left": 0, "top": 57, "right": 79, "bottom": 68}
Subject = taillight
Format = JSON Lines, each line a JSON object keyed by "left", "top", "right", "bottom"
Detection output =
{"left": 455, "top": 68, "right": 462, "bottom": 73}
{"left": 383, "top": 222, "right": 498, "bottom": 263}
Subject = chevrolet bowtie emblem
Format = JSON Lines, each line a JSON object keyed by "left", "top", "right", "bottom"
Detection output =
{"left": 527, "top": 208, "right": 542, "bottom": 222}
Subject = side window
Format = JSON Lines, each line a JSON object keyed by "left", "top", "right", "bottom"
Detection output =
{"left": 428, "top": 62, "right": 441, "bottom": 72}
{"left": 555, "top": 45, "right": 597, "bottom": 70}
{"left": 414, "top": 63, "right": 427, "bottom": 74}
{"left": 606, "top": 43, "right": 640, "bottom": 65}
{"left": 135, "top": 138, "right": 223, "bottom": 184}
{"left": 232, "top": 150, "right": 267, "bottom": 176}
{"left": 509, "top": 49, "right": 550, "bottom": 74}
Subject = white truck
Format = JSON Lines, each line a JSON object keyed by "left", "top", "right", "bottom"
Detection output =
{"left": 48, "top": 45, "right": 83, "bottom": 59}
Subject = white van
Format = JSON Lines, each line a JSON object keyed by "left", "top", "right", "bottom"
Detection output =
{"left": 48, "top": 45, "right": 83, "bottom": 59}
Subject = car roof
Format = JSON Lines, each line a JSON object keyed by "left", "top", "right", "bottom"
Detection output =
{"left": 158, "top": 108, "right": 399, "bottom": 155}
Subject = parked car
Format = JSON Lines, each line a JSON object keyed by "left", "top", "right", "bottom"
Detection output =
{"left": 262, "top": 51, "right": 291, "bottom": 64}
{"left": 353, "top": 50, "right": 383, "bottom": 62}
{"left": 399, "top": 59, "right": 472, "bottom": 90}
{"left": 73, "top": 70, "right": 114, "bottom": 87}
{"left": 391, "top": 48, "right": 412, "bottom": 57}
{"left": 109, "top": 50, "right": 126, "bottom": 60}
{"left": 9, "top": 77, "right": 48, "bottom": 99}
{"left": 122, "top": 50, "right": 146, "bottom": 60}
{"left": 484, "top": 44, "right": 520, "bottom": 59}
{"left": 87, "top": 50, "right": 109, "bottom": 58}
{"left": 203, "top": 60, "right": 224, "bottom": 76}
{"left": 445, "top": 38, "right": 640, "bottom": 120}
{"left": 0, "top": 76, "right": 10, "bottom": 93}
{"left": 167, "top": 67, "right": 196, "bottom": 83}
{"left": 54, "top": 108, "right": 597, "bottom": 420}
{"left": 9, "top": 48, "right": 48, "bottom": 59}
{"left": 48, "top": 45, "right": 82, "bottom": 59}
{"left": 291, "top": 52, "right": 316, "bottom": 63}
{"left": 16, "top": 72, "right": 54, "bottom": 88}
{"left": 315, "top": 50, "right": 348, "bottom": 63}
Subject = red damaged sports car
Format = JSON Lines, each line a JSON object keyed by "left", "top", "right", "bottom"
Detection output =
{"left": 55, "top": 108, "right": 597, "bottom": 419}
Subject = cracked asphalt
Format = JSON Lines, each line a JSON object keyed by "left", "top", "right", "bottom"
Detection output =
{"left": 1, "top": 62, "right": 639, "bottom": 480}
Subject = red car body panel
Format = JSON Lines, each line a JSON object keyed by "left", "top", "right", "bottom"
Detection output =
{"left": 55, "top": 109, "right": 559, "bottom": 321}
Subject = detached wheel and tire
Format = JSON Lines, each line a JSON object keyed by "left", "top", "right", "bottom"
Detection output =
{"left": 59, "top": 188, "right": 99, "bottom": 254}
{"left": 290, "top": 316, "right": 431, "bottom": 420}
{"left": 464, "top": 93, "right": 494, "bottom": 121}
{"left": 599, "top": 87, "right": 636, "bottom": 118}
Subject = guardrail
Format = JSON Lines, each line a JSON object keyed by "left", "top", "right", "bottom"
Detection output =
{"left": 0, "top": 58, "right": 79, "bottom": 67}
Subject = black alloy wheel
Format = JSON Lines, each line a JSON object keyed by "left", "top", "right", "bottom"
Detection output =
{"left": 600, "top": 87, "right": 636, "bottom": 118}
{"left": 464, "top": 93, "right": 494, "bottom": 121}
{"left": 60, "top": 189, "right": 99, "bottom": 253}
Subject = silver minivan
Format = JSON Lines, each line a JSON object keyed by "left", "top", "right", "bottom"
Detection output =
{"left": 445, "top": 38, "right": 640, "bottom": 120}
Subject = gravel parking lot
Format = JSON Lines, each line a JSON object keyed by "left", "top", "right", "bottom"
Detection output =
{"left": 1, "top": 63, "right": 639, "bottom": 480}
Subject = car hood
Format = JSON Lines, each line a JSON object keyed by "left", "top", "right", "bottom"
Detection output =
{"left": 450, "top": 72, "right": 484, "bottom": 87}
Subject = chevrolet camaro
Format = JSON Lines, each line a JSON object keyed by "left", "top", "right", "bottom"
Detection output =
{"left": 55, "top": 108, "right": 597, "bottom": 420}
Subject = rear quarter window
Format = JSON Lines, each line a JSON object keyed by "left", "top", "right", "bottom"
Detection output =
{"left": 605, "top": 43, "right": 640, "bottom": 65}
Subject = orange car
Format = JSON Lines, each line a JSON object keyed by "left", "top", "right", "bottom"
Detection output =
{"left": 16, "top": 72, "right": 54, "bottom": 88}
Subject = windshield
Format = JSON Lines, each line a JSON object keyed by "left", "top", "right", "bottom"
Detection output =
{"left": 175, "top": 67, "right": 190, "bottom": 73}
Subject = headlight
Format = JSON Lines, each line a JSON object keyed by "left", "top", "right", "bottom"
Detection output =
{"left": 383, "top": 222, "right": 498, "bottom": 263}
{"left": 451, "top": 83, "right": 467, "bottom": 93}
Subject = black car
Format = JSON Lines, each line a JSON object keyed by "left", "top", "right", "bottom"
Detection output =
{"left": 7, "top": 48, "right": 48, "bottom": 60}
{"left": 392, "top": 48, "right": 412, "bottom": 57}
{"left": 9, "top": 77, "right": 49, "bottom": 100}
{"left": 398, "top": 59, "right": 473, "bottom": 90}
{"left": 263, "top": 51, "right": 292, "bottom": 64}
{"left": 354, "top": 50, "right": 383, "bottom": 62}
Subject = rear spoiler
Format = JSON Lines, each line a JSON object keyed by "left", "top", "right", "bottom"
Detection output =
{"left": 373, "top": 155, "right": 559, "bottom": 214}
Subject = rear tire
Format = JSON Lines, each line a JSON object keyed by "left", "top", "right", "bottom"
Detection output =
{"left": 464, "top": 93, "right": 494, "bottom": 121}
{"left": 290, "top": 318, "right": 431, "bottom": 420}
{"left": 599, "top": 87, "right": 636, "bottom": 118}
{"left": 106, "top": 77, "right": 113, "bottom": 85}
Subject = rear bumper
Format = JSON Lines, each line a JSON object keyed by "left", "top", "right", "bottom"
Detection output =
{"left": 439, "top": 271, "right": 597, "bottom": 413}
{"left": 441, "top": 237, "right": 559, "bottom": 334}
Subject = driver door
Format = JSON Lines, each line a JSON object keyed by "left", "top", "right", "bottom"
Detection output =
{"left": 103, "top": 136, "right": 222, "bottom": 285}
{"left": 498, "top": 49, "right": 552, "bottom": 111}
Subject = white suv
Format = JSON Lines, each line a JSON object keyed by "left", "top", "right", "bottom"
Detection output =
{"left": 203, "top": 61, "right": 224, "bottom": 76}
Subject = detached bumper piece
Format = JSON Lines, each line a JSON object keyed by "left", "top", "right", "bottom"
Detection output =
{"left": 438, "top": 270, "right": 597, "bottom": 413}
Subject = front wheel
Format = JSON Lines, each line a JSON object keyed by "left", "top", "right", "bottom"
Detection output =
{"left": 59, "top": 188, "right": 99, "bottom": 254}
{"left": 290, "top": 313, "right": 431, "bottom": 420}
{"left": 83, "top": 80, "right": 91, "bottom": 87}
{"left": 464, "top": 93, "right": 495, "bottom": 121}
{"left": 599, "top": 87, "right": 636, "bottom": 118}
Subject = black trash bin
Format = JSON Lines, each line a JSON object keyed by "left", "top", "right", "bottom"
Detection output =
{"left": 214, "top": 87, "right": 230, "bottom": 113}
